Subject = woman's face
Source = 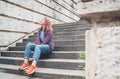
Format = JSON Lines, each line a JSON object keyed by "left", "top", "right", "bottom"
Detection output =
{"left": 40, "top": 18, "right": 46, "bottom": 27}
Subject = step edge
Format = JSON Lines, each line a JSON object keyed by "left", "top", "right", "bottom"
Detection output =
{"left": 0, "top": 63, "right": 85, "bottom": 77}
{"left": 9, "top": 45, "right": 85, "bottom": 48}
{"left": 1, "top": 51, "right": 84, "bottom": 53}
{"left": 0, "top": 57, "right": 85, "bottom": 63}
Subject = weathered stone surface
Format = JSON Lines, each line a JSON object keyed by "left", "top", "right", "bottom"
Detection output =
{"left": 95, "top": 27, "right": 120, "bottom": 79}
{"left": 78, "top": 0, "right": 120, "bottom": 23}
{"left": 0, "top": 16, "right": 39, "bottom": 33}
{"left": 0, "top": 32, "right": 25, "bottom": 46}
{"left": 78, "top": 1, "right": 120, "bottom": 79}
{"left": 86, "top": 23, "right": 120, "bottom": 79}
{"left": 78, "top": 0, "right": 120, "bottom": 15}
{"left": 0, "top": 72, "right": 41, "bottom": 79}
{"left": 85, "top": 29, "right": 97, "bottom": 79}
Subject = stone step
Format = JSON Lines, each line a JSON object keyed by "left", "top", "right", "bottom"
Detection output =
{"left": 53, "top": 31, "right": 85, "bottom": 36}
{"left": 0, "top": 57, "right": 85, "bottom": 70}
{"left": 1, "top": 51, "right": 84, "bottom": 59}
{"left": 54, "top": 45, "right": 85, "bottom": 51}
{"left": 29, "top": 35, "right": 85, "bottom": 40}
{"left": 21, "top": 39, "right": 85, "bottom": 46}
{"left": 0, "top": 64, "right": 85, "bottom": 79}
{"left": 34, "top": 31, "right": 85, "bottom": 36}
{"left": 53, "top": 28, "right": 89, "bottom": 32}
{"left": 53, "top": 24, "right": 91, "bottom": 30}
{"left": 35, "top": 33, "right": 85, "bottom": 37}
{"left": 0, "top": 72, "right": 42, "bottom": 79}
{"left": 53, "top": 21, "right": 90, "bottom": 27}
{"left": 8, "top": 45, "right": 85, "bottom": 51}
{"left": 53, "top": 28, "right": 89, "bottom": 35}
{"left": 35, "top": 27, "right": 90, "bottom": 34}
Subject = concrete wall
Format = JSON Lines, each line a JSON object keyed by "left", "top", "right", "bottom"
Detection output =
{"left": 0, "top": 0, "right": 80, "bottom": 47}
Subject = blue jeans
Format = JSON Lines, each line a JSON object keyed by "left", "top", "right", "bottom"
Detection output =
{"left": 24, "top": 43, "right": 51, "bottom": 60}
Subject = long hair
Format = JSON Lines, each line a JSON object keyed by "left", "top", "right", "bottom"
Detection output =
{"left": 41, "top": 17, "right": 53, "bottom": 31}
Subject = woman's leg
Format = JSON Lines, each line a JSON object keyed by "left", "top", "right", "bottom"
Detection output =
{"left": 26, "top": 44, "right": 51, "bottom": 74}
{"left": 24, "top": 43, "right": 36, "bottom": 60}
{"left": 32, "top": 44, "right": 51, "bottom": 66}
{"left": 33, "top": 44, "right": 51, "bottom": 61}
{"left": 19, "top": 43, "right": 36, "bottom": 70}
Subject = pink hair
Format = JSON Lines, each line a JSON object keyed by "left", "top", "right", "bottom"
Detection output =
{"left": 43, "top": 17, "right": 53, "bottom": 31}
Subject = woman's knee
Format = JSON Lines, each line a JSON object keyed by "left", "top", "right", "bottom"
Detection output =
{"left": 35, "top": 45, "right": 42, "bottom": 49}
{"left": 35, "top": 45, "right": 47, "bottom": 51}
{"left": 35, "top": 45, "right": 50, "bottom": 52}
{"left": 26, "top": 43, "right": 34, "bottom": 48}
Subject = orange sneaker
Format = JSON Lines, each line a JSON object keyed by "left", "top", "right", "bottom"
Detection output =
{"left": 26, "top": 65, "right": 36, "bottom": 75}
{"left": 19, "top": 62, "right": 29, "bottom": 71}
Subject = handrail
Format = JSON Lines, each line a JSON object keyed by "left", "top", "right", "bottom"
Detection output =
{"left": 0, "top": 27, "right": 39, "bottom": 47}
{"left": 0, "top": 30, "right": 29, "bottom": 34}
{"left": 80, "top": 0, "right": 93, "bottom": 2}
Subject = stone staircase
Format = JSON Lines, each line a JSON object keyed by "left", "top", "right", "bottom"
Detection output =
{"left": 0, "top": 19, "right": 91, "bottom": 79}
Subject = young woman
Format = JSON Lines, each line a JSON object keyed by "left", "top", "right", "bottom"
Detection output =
{"left": 19, "top": 17, "right": 54, "bottom": 75}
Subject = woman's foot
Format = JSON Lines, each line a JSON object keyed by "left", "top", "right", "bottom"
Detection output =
{"left": 19, "top": 62, "right": 29, "bottom": 71}
{"left": 26, "top": 65, "right": 36, "bottom": 75}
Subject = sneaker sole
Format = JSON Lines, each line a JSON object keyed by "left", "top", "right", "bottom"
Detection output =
{"left": 26, "top": 68, "right": 37, "bottom": 75}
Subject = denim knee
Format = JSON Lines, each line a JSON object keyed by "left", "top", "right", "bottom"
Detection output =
{"left": 35, "top": 45, "right": 46, "bottom": 50}
{"left": 26, "top": 43, "right": 32, "bottom": 47}
{"left": 26, "top": 43, "right": 34, "bottom": 49}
